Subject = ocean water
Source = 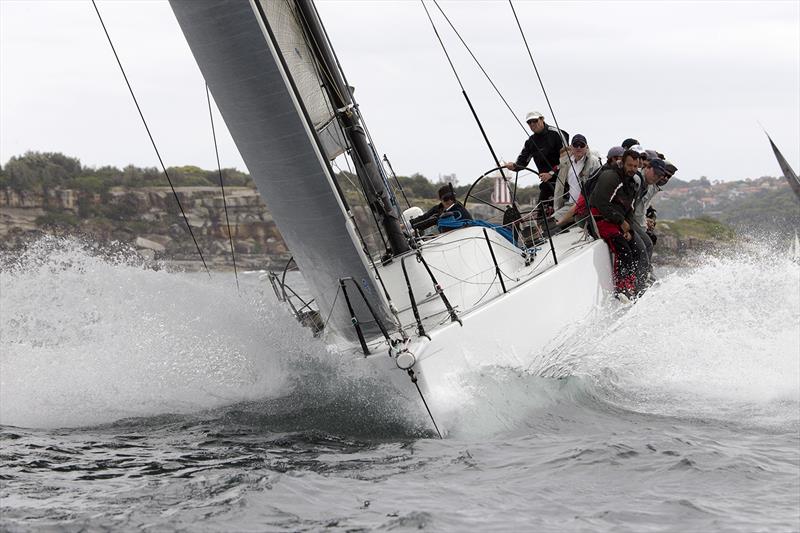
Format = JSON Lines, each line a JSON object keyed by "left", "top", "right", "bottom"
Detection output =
{"left": 1, "top": 237, "right": 798, "bottom": 532}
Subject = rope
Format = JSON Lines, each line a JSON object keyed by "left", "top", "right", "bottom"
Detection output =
{"left": 205, "top": 84, "right": 240, "bottom": 293}
{"left": 91, "top": 0, "right": 210, "bottom": 276}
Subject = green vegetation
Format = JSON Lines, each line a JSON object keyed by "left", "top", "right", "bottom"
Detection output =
{"left": 658, "top": 216, "right": 736, "bottom": 241}
{"left": 717, "top": 188, "right": 800, "bottom": 232}
{"left": 2, "top": 151, "right": 254, "bottom": 194}
{"left": 3, "top": 151, "right": 541, "bottom": 213}
{"left": 34, "top": 211, "right": 80, "bottom": 228}
{"left": 3, "top": 151, "right": 793, "bottom": 254}
{"left": 655, "top": 175, "right": 799, "bottom": 235}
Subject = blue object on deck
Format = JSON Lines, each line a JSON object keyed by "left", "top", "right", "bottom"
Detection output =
{"left": 437, "top": 216, "right": 517, "bottom": 246}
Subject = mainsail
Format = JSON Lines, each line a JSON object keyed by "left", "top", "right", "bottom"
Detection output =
{"left": 767, "top": 133, "right": 800, "bottom": 202}
{"left": 169, "top": 0, "right": 396, "bottom": 341}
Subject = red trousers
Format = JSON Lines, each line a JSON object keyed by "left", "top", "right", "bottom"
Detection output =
{"left": 591, "top": 209, "right": 643, "bottom": 296}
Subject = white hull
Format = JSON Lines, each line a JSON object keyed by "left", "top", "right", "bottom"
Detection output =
{"left": 345, "top": 226, "right": 615, "bottom": 435}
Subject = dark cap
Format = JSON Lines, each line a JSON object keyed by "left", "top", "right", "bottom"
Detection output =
{"left": 650, "top": 158, "right": 667, "bottom": 176}
{"left": 607, "top": 146, "right": 625, "bottom": 158}
{"left": 571, "top": 134, "right": 587, "bottom": 147}
{"left": 621, "top": 138, "right": 640, "bottom": 150}
{"left": 437, "top": 184, "right": 456, "bottom": 201}
{"left": 665, "top": 162, "right": 678, "bottom": 175}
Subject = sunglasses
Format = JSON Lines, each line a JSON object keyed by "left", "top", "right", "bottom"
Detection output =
{"left": 572, "top": 143, "right": 587, "bottom": 149}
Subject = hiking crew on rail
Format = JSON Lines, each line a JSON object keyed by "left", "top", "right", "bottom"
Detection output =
{"left": 499, "top": 112, "right": 677, "bottom": 299}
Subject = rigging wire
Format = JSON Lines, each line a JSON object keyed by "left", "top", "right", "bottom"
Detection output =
{"left": 291, "top": 2, "right": 395, "bottom": 255}
{"left": 290, "top": 2, "right": 406, "bottom": 329}
{"left": 321, "top": 285, "right": 342, "bottom": 331}
{"left": 382, "top": 154, "right": 412, "bottom": 210}
{"left": 91, "top": 0, "right": 210, "bottom": 276}
{"left": 420, "top": 0, "right": 502, "bottom": 170}
{"left": 205, "top": 84, "right": 240, "bottom": 293}
{"left": 508, "top": 1, "right": 565, "bottom": 142}
{"left": 431, "top": 0, "right": 527, "bottom": 135}
{"left": 508, "top": 1, "right": 599, "bottom": 236}
{"left": 407, "top": 369, "right": 443, "bottom": 439}
{"left": 422, "top": 0, "right": 552, "bottom": 181}
{"left": 308, "top": 0, "right": 401, "bottom": 189}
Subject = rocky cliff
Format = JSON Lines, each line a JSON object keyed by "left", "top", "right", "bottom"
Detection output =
{"left": 1, "top": 186, "right": 289, "bottom": 270}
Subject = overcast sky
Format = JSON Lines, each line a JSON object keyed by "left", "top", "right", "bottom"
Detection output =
{"left": 1, "top": 0, "right": 798, "bottom": 188}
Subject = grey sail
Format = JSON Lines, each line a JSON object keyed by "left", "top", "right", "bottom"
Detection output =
{"left": 767, "top": 133, "right": 800, "bottom": 203}
{"left": 169, "top": 0, "right": 394, "bottom": 341}
{"left": 262, "top": 0, "right": 346, "bottom": 160}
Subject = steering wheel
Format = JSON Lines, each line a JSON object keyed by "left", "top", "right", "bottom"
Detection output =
{"left": 462, "top": 166, "right": 538, "bottom": 220}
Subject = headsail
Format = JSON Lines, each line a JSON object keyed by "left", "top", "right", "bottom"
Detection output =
{"left": 262, "top": 1, "right": 347, "bottom": 160}
{"left": 766, "top": 133, "right": 800, "bottom": 202}
{"left": 170, "top": 0, "right": 395, "bottom": 342}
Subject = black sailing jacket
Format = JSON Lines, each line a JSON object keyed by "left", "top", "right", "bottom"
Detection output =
{"left": 589, "top": 166, "right": 639, "bottom": 226}
{"left": 514, "top": 124, "right": 569, "bottom": 173}
{"left": 410, "top": 201, "right": 472, "bottom": 232}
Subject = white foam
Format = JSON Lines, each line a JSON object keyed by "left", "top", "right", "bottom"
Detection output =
{"left": 0, "top": 237, "right": 305, "bottom": 428}
{"left": 3, "top": 237, "right": 797, "bottom": 432}
{"left": 578, "top": 243, "right": 800, "bottom": 424}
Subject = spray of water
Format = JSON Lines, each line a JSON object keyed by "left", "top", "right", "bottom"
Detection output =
{"left": 441, "top": 241, "right": 800, "bottom": 437}
{"left": 578, "top": 243, "right": 800, "bottom": 425}
{"left": 2, "top": 237, "right": 797, "bottom": 435}
{"left": 0, "top": 237, "right": 298, "bottom": 428}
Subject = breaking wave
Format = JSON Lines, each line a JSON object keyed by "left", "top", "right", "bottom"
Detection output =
{"left": 1, "top": 236, "right": 798, "bottom": 436}
{"left": 442, "top": 241, "right": 800, "bottom": 437}
{"left": 0, "top": 237, "right": 297, "bottom": 428}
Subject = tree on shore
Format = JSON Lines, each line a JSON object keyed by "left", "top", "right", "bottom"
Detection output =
{"left": 1, "top": 151, "right": 254, "bottom": 192}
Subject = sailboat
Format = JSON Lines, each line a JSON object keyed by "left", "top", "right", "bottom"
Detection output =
{"left": 766, "top": 133, "right": 800, "bottom": 262}
{"left": 766, "top": 132, "right": 800, "bottom": 203}
{"left": 169, "top": 0, "right": 614, "bottom": 435}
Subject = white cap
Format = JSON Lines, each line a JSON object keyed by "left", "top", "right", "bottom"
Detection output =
{"left": 628, "top": 144, "right": 644, "bottom": 154}
{"left": 525, "top": 111, "right": 544, "bottom": 122}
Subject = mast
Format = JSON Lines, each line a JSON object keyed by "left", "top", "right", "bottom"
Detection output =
{"left": 294, "top": 0, "right": 409, "bottom": 257}
{"left": 169, "top": 0, "right": 396, "bottom": 342}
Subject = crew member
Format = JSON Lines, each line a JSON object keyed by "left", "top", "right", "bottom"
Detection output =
{"left": 631, "top": 157, "right": 669, "bottom": 261}
{"left": 410, "top": 184, "right": 472, "bottom": 233}
{"left": 589, "top": 149, "right": 648, "bottom": 299}
{"left": 504, "top": 111, "right": 568, "bottom": 218}
{"left": 553, "top": 134, "right": 601, "bottom": 226}
{"left": 570, "top": 146, "right": 625, "bottom": 225}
